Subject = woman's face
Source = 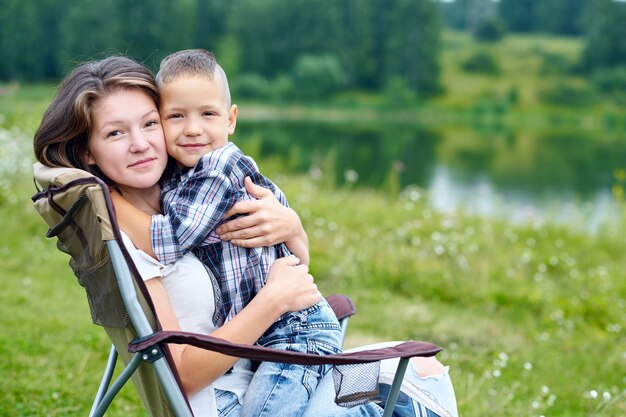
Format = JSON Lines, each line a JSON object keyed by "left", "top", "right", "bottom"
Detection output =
{"left": 86, "top": 88, "right": 168, "bottom": 191}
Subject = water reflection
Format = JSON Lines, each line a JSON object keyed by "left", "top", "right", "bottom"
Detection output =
{"left": 235, "top": 120, "right": 624, "bottom": 231}
{"left": 429, "top": 165, "right": 619, "bottom": 232}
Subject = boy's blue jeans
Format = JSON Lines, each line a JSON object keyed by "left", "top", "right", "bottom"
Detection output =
{"left": 215, "top": 309, "right": 458, "bottom": 417}
{"left": 240, "top": 298, "right": 343, "bottom": 417}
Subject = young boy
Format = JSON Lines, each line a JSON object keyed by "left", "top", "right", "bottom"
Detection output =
{"left": 152, "top": 49, "right": 343, "bottom": 416}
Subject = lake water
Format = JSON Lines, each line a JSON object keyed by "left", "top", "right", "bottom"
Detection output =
{"left": 234, "top": 120, "right": 626, "bottom": 232}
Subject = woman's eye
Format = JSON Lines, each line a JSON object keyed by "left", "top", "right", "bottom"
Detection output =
{"left": 106, "top": 130, "right": 122, "bottom": 138}
{"left": 146, "top": 119, "right": 159, "bottom": 127}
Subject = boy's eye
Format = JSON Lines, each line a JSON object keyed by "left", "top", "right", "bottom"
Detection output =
{"left": 167, "top": 113, "right": 182, "bottom": 119}
{"left": 202, "top": 111, "right": 216, "bottom": 117}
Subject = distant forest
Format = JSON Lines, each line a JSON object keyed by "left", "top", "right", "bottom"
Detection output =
{"left": 1, "top": 0, "right": 625, "bottom": 97}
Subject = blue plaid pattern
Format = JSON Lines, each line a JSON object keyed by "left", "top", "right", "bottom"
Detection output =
{"left": 151, "top": 142, "right": 290, "bottom": 322}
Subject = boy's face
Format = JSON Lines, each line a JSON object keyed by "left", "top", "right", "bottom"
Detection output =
{"left": 159, "top": 75, "right": 237, "bottom": 168}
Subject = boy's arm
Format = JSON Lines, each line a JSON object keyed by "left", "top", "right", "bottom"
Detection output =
{"left": 283, "top": 226, "right": 309, "bottom": 265}
{"left": 153, "top": 169, "right": 235, "bottom": 264}
{"left": 271, "top": 181, "right": 310, "bottom": 265}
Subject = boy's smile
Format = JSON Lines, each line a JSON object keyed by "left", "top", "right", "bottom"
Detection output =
{"left": 160, "top": 75, "right": 238, "bottom": 168}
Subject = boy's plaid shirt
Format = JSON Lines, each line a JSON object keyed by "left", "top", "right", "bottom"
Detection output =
{"left": 151, "top": 142, "right": 290, "bottom": 322}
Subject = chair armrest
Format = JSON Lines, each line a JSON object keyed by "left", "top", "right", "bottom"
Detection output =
{"left": 129, "top": 330, "right": 441, "bottom": 365}
{"left": 326, "top": 294, "right": 357, "bottom": 321}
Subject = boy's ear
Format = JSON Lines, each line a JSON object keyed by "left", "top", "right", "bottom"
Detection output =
{"left": 228, "top": 104, "right": 238, "bottom": 135}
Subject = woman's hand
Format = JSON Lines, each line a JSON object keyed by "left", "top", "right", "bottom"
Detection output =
{"left": 216, "top": 177, "right": 310, "bottom": 264}
{"left": 259, "top": 255, "right": 321, "bottom": 314}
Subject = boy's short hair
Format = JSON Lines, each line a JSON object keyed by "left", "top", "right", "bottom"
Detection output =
{"left": 156, "top": 49, "right": 231, "bottom": 107}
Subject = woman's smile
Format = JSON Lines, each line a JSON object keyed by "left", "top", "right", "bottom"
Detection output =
{"left": 129, "top": 156, "right": 158, "bottom": 168}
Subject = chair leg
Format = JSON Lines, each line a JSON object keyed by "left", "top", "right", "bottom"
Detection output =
{"left": 89, "top": 345, "right": 118, "bottom": 417}
{"left": 339, "top": 317, "right": 350, "bottom": 346}
{"left": 90, "top": 352, "right": 143, "bottom": 417}
{"left": 381, "top": 358, "right": 410, "bottom": 417}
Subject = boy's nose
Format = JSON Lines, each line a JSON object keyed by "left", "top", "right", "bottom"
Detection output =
{"left": 184, "top": 123, "right": 202, "bottom": 137}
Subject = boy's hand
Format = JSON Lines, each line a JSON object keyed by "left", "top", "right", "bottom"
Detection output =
{"left": 217, "top": 177, "right": 299, "bottom": 247}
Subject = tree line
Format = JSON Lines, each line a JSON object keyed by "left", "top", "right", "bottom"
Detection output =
{"left": 0, "top": 0, "right": 440, "bottom": 97}
{"left": 0, "top": 0, "right": 625, "bottom": 97}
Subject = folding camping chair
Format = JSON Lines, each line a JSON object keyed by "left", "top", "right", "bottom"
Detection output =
{"left": 32, "top": 163, "right": 442, "bottom": 417}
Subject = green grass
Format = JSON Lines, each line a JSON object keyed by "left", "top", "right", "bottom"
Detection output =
{"left": 3, "top": 159, "right": 624, "bottom": 416}
{"left": 1, "top": 176, "right": 145, "bottom": 416}
{"left": 277, "top": 176, "right": 626, "bottom": 416}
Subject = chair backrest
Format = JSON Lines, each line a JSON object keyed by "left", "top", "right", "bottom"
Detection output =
{"left": 32, "top": 163, "right": 186, "bottom": 417}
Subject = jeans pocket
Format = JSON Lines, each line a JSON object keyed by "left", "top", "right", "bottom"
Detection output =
{"left": 301, "top": 337, "right": 344, "bottom": 400}
{"left": 302, "top": 365, "right": 323, "bottom": 400}
{"left": 215, "top": 389, "right": 241, "bottom": 417}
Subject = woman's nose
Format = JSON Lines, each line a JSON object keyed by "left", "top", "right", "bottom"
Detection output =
{"left": 129, "top": 132, "right": 151, "bottom": 152}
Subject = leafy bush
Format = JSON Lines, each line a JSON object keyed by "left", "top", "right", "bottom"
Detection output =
{"left": 540, "top": 82, "right": 596, "bottom": 107}
{"left": 382, "top": 76, "right": 417, "bottom": 107}
{"left": 592, "top": 67, "right": 626, "bottom": 94}
{"left": 232, "top": 73, "right": 273, "bottom": 100}
{"left": 461, "top": 50, "right": 500, "bottom": 75}
{"left": 474, "top": 17, "right": 506, "bottom": 42}
{"left": 291, "top": 54, "right": 347, "bottom": 101}
{"left": 539, "top": 52, "right": 574, "bottom": 76}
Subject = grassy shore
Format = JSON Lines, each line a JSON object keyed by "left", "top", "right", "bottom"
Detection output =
{"left": 1, "top": 153, "right": 625, "bottom": 416}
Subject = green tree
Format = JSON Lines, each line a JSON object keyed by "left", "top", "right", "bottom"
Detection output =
{"left": 437, "top": 0, "right": 468, "bottom": 30}
{"left": 0, "top": 0, "right": 63, "bottom": 80}
{"left": 116, "top": 0, "right": 185, "bottom": 68}
{"left": 194, "top": 0, "right": 233, "bottom": 50}
{"left": 322, "top": 0, "right": 380, "bottom": 89}
{"left": 230, "top": 0, "right": 293, "bottom": 77}
{"left": 230, "top": 0, "right": 441, "bottom": 95}
{"left": 582, "top": 0, "right": 626, "bottom": 71}
{"left": 474, "top": 18, "right": 506, "bottom": 42}
{"left": 291, "top": 54, "right": 347, "bottom": 100}
{"left": 498, "top": 0, "right": 588, "bottom": 35}
{"left": 384, "top": 0, "right": 442, "bottom": 95}
{"left": 59, "top": 0, "right": 126, "bottom": 72}
{"left": 0, "top": 0, "right": 33, "bottom": 79}
{"left": 498, "top": 0, "right": 535, "bottom": 32}
{"left": 533, "top": 0, "right": 587, "bottom": 35}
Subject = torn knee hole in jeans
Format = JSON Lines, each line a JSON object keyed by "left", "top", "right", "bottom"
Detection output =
{"left": 410, "top": 357, "right": 449, "bottom": 379}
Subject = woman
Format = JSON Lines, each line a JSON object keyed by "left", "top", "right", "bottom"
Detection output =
{"left": 33, "top": 56, "right": 458, "bottom": 417}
